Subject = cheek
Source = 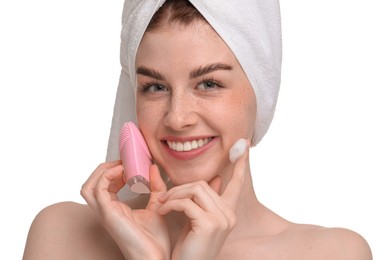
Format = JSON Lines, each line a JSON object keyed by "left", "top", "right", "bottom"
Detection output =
{"left": 243, "top": 89, "right": 257, "bottom": 136}
{"left": 136, "top": 100, "right": 163, "bottom": 137}
{"left": 224, "top": 87, "right": 257, "bottom": 138}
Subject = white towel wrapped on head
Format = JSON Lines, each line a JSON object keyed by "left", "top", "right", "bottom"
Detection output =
{"left": 106, "top": 0, "right": 282, "bottom": 162}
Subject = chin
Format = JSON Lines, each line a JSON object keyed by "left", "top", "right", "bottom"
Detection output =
{"left": 162, "top": 160, "right": 229, "bottom": 187}
{"left": 165, "top": 170, "right": 211, "bottom": 186}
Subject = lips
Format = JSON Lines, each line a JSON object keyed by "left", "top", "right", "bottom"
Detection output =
{"left": 167, "top": 138, "right": 212, "bottom": 152}
{"left": 162, "top": 136, "right": 216, "bottom": 160}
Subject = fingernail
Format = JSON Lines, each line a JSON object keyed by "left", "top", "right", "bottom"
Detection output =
{"left": 229, "top": 138, "right": 248, "bottom": 163}
{"left": 158, "top": 195, "right": 166, "bottom": 203}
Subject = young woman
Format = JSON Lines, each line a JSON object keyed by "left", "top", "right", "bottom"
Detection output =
{"left": 23, "top": 0, "right": 372, "bottom": 259}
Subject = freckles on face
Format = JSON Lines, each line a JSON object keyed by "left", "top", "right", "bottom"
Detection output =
{"left": 218, "top": 79, "right": 256, "bottom": 137}
{"left": 134, "top": 21, "right": 256, "bottom": 183}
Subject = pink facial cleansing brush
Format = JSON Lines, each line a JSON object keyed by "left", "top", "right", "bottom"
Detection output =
{"left": 119, "top": 122, "right": 152, "bottom": 193}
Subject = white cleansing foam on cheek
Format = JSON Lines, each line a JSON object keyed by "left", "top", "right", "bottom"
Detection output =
{"left": 229, "top": 138, "right": 247, "bottom": 163}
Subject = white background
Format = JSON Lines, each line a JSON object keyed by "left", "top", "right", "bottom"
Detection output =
{"left": 0, "top": 0, "right": 389, "bottom": 259}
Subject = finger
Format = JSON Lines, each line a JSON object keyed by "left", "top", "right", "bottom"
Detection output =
{"left": 208, "top": 176, "right": 222, "bottom": 195}
{"left": 94, "top": 164, "right": 126, "bottom": 215}
{"left": 221, "top": 139, "right": 250, "bottom": 209}
{"left": 229, "top": 139, "right": 247, "bottom": 163}
{"left": 158, "top": 198, "right": 204, "bottom": 220}
{"left": 82, "top": 160, "right": 122, "bottom": 192}
{"left": 147, "top": 165, "right": 168, "bottom": 211}
{"left": 81, "top": 160, "right": 121, "bottom": 210}
{"left": 150, "top": 164, "right": 167, "bottom": 193}
{"left": 158, "top": 181, "right": 220, "bottom": 212}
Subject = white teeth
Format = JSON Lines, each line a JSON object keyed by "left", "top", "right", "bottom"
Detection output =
{"left": 167, "top": 138, "right": 212, "bottom": 152}
{"left": 191, "top": 140, "right": 198, "bottom": 149}
{"left": 176, "top": 142, "right": 184, "bottom": 152}
{"left": 183, "top": 142, "right": 192, "bottom": 151}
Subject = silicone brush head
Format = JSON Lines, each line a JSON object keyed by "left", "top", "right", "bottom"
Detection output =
{"left": 120, "top": 122, "right": 152, "bottom": 193}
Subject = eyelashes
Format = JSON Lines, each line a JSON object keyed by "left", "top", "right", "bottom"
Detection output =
{"left": 196, "top": 78, "right": 223, "bottom": 90}
{"left": 138, "top": 78, "right": 224, "bottom": 95}
{"left": 139, "top": 83, "right": 168, "bottom": 93}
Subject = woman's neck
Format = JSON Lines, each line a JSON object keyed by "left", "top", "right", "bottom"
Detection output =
{"left": 227, "top": 163, "right": 291, "bottom": 240}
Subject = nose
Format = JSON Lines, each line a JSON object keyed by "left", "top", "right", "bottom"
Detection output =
{"left": 163, "top": 91, "right": 198, "bottom": 131}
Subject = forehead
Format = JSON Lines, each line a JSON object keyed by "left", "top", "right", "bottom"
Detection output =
{"left": 136, "top": 21, "right": 238, "bottom": 66}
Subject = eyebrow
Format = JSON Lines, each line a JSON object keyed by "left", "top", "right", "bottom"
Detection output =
{"left": 136, "top": 66, "right": 165, "bottom": 80}
{"left": 190, "top": 63, "right": 233, "bottom": 78}
{"left": 136, "top": 62, "right": 233, "bottom": 80}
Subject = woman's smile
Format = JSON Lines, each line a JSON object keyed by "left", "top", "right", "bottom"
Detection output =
{"left": 166, "top": 137, "right": 213, "bottom": 152}
{"left": 163, "top": 136, "right": 217, "bottom": 160}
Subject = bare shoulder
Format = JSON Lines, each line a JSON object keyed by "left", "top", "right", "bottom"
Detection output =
{"left": 293, "top": 224, "right": 372, "bottom": 260}
{"left": 315, "top": 227, "right": 372, "bottom": 260}
{"left": 23, "top": 201, "right": 124, "bottom": 260}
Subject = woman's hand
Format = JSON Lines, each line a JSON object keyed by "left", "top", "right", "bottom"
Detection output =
{"left": 157, "top": 141, "right": 249, "bottom": 260}
{"left": 81, "top": 161, "right": 171, "bottom": 260}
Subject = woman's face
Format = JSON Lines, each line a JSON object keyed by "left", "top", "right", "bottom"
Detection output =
{"left": 135, "top": 21, "right": 256, "bottom": 185}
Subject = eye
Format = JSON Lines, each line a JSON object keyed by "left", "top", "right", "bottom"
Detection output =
{"left": 196, "top": 79, "right": 222, "bottom": 90}
{"left": 141, "top": 83, "right": 168, "bottom": 93}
